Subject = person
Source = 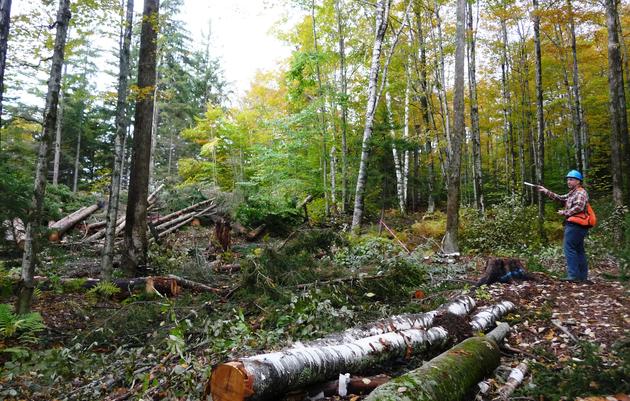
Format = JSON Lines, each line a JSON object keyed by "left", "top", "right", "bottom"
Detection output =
{"left": 537, "top": 170, "right": 590, "bottom": 282}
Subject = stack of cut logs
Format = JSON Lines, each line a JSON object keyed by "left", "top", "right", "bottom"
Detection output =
{"left": 207, "top": 296, "right": 517, "bottom": 401}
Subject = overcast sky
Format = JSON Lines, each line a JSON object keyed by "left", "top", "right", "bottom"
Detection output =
{"left": 179, "top": 0, "right": 300, "bottom": 101}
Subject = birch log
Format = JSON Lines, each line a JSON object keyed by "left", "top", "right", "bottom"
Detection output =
{"left": 470, "top": 301, "right": 515, "bottom": 332}
{"left": 364, "top": 323, "right": 510, "bottom": 401}
{"left": 495, "top": 361, "right": 528, "bottom": 400}
{"left": 48, "top": 202, "right": 103, "bottom": 241}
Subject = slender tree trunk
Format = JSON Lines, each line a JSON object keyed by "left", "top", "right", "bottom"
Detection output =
{"left": 102, "top": 0, "right": 134, "bottom": 280}
{"left": 605, "top": 0, "right": 627, "bottom": 208}
{"left": 567, "top": 0, "right": 585, "bottom": 173}
{"left": 500, "top": 17, "right": 515, "bottom": 193}
{"left": 0, "top": 0, "right": 12, "bottom": 145}
{"left": 386, "top": 89, "right": 405, "bottom": 213}
{"left": 16, "top": 0, "right": 71, "bottom": 314}
{"left": 442, "top": 0, "right": 466, "bottom": 254}
{"left": 533, "top": 0, "right": 546, "bottom": 243}
{"left": 72, "top": 128, "right": 81, "bottom": 192}
{"left": 414, "top": 7, "right": 435, "bottom": 213}
{"left": 122, "top": 0, "right": 159, "bottom": 276}
{"left": 148, "top": 77, "right": 158, "bottom": 188}
{"left": 433, "top": 0, "right": 452, "bottom": 158}
{"left": 335, "top": 0, "right": 349, "bottom": 213}
{"left": 403, "top": 61, "right": 411, "bottom": 207}
{"left": 312, "top": 0, "right": 329, "bottom": 216}
{"left": 614, "top": 9, "right": 630, "bottom": 204}
{"left": 351, "top": 0, "right": 390, "bottom": 230}
{"left": 467, "top": 0, "right": 483, "bottom": 212}
{"left": 52, "top": 63, "right": 67, "bottom": 185}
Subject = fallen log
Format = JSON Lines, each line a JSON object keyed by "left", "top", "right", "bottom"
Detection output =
{"left": 208, "top": 300, "right": 513, "bottom": 401}
{"left": 470, "top": 300, "right": 516, "bottom": 332}
{"left": 364, "top": 323, "right": 510, "bottom": 401}
{"left": 300, "top": 295, "right": 476, "bottom": 348}
{"left": 152, "top": 198, "right": 214, "bottom": 225}
{"left": 495, "top": 361, "right": 529, "bottom": 400}
{"left": 49, "top": 202, "right": 103, "bottom": 241}
{"left": 305, "top": 374, "right": 391, "bottom": 400}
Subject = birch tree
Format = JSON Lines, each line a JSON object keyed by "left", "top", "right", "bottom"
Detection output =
{"left": 351, "top": 0, "right": 391, "bottom": 230}
{"left": 443, "top": 0, "right": 467, "bottom": 254}
{"left": 16, "top": 0, "right": 71, "bottom": 314}
{"left": 102, "top": 0, "right": 134, "bottom": 280}
{"left": 467, "top": 0, "right": 483, "bottom": 212}
{"left": 334, "top": 0, "right": 349, "bottom": 213}
{"left": 122, "top": 0, "right": 159, "bottom": 276}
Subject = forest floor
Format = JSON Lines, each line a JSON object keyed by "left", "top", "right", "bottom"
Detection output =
{"left": 0, "top": 224, "right": 628, "bottom": 401}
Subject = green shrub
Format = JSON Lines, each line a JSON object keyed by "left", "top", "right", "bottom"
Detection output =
{"left": 235, "top": 194, "right": 303, "bottom": 235}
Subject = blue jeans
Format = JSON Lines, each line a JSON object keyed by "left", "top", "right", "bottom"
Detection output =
{"left": 563, "top": 222, "right": 589, "bottom": 280}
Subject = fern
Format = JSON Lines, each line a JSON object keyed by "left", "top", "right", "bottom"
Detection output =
{"left": 0, "top": 304, "right": 45, "bottom": 344}
{"left": 86, "top": 281, "right": 121, "bottom": 301}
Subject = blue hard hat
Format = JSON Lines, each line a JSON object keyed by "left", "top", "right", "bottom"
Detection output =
{"left": 566, "top": 170, "right": 583, "bottom": 181}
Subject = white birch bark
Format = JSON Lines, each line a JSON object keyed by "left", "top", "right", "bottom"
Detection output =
{"left": 402, "top": 56, "right": 411, "bottom": 206}
{"left": 386, "top": 89, "right": 405, "bottom": 214}
{"left": 351, "top": 0, "right": 391, "bottom": 230}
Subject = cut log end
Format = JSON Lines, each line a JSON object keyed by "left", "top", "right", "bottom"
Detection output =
{"left": 209, "top": 362, "right": 254, "bottom": 401}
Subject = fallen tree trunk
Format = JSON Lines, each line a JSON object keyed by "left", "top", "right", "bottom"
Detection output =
{"left": 301, "top": 295, "right": 475, "bottom": 348}
{"left": 208, "top": 300, "right": 513, "bottom": 401}
{"left": 49, "top": 202, "right": 103, "bottom": 241}
{"left": 495, "top": 361, "right": 528, "bottom": 400}
{"left": 470, "top": 301, "right": 515, "bottom": 332}
{"left": 152, "top": 198, "right": 214, "bottom": 225}
{"left": 364, "top": 323, "right": 510, "bottom": 401}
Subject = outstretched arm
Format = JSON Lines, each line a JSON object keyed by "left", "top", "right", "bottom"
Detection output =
{"left": 536, "top": 186, "right": 567, "bottom": 204}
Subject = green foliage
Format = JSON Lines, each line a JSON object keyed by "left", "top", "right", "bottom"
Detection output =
{"left": 521, "top": 341, "right": 630, "bottom": 400}
{"left": 86, "top": 281, "right": 121, "bottom": 302}
{"left": 333, "top": 235, "right": 399, "bottom": 270}
{"left": 460, "top": 196, "right": 545, "bottom": 254}
{"left": 44, "top": 184, "right": 99, "bottom": 222}
{"left": 0, "top": 304, "right": 45, "bottom": 346}
{"left": 235, "top": 193, "right": 303, "bottom": 235}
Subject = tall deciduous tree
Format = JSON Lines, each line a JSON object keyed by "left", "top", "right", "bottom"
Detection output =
{"left": 604, "top": 0, "right": 628, "bottom": 208}
{"left": 16, "top": 0, "right": 71, "bottom": 314}
{"left": 532, "top": 0, "right": 546, "bottom": 242}
{"left": 467, "top": 0, "right": 483, "bottom": 212}
{"left": 443, "top": 0, "right": 466, "bottom": 253}
{"left": 0, "top": 0, "right": 12, "bottom": 145}
{"left": 351, "top": 0, "right": 390, "bottom": 230}
{"left": 102, "top": 0, "right": 134, "bottom": 280}
{"left": 122, "top": 0, "right": 159, "bottom": 276}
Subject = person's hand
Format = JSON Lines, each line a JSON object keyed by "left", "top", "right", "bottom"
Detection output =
{"left": 537, "top": 185, "right": 547, "bottom": 192}
{"left": 557, "top": 210, "right": 565, "bottom": 215}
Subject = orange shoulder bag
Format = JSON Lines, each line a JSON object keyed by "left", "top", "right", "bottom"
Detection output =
{"left": 567, "top": 189, "right": 597, "bottom": 228}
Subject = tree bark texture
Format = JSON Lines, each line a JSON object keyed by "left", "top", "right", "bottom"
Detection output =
{"left": 208, "top": 300, "right": 514, "bottom": 401}
{"left": 123, "top": 0, "right": 159, "bottom": 276}
{"left": 0, "top": 0, "right": 11, "bottom": 137}
{"left": 605, "top": 0, "right": 627, "bottom": 208}
{"left": 442, "top": 0, "right": 466, "bottom": 254}
{"left": 386, "top": 89, "right": 405, "bottom": 214}
{"left": 48, "top": 202, "right": 102, "bottom": 241}
{"left": 364, "top": 324, "right": 510, "bottom": 401}
{"left": 567, "top": 0, "right": 585, "bottom": 174}
{"left": 351, "top": 0, "right": 390, "bottom": 230}
{"left": 467, "top": 0, "right": 483, "bottom": 212}
{"left": 16, "top": 0, "right": 71, "bottom": 314}
{"left": 496, "top": 361, "right": 529, "bottom": 400}
{"left": 52, "top": 62, "right": 67, "bottom": 185}
{"left": 335, "top": 0, "right": 349, "bottom": 213}
{"left": 102, "top": 0, "right": 134, "bottom": 280}
{"left": 533, "top": 0, "right": 547, "bottom": 242}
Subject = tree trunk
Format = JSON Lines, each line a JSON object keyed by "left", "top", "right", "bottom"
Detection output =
{"left": 48, "top": 202, "right": 102, "bottom": 241}
{"left": 442, "top": 0, "right": 466, "bottom": 254}
{"left": 72, "top": 128, "right": 81, "bottom": 192}
{"left": 433, "top": 0, "right": 452, "bottom": 158}
{"left": 208, "top": 301, "right": 513, "bottom": 401}
{"left": 364, "top": 323, "right": 509, "bottom": 401}
{"left": 496, "top": 362, "right": 529, "bottom": 400}
{"left": 16, "top": 0, "right": 71, "bottom": 314}
{"left": 386, "top": 89, "right": 405, "bottom": 213}
{"left": 351, "top": 0, "right": 390, "bottom": 230}
{"left": 567, "top": 0, "right": 585, "bottom": 173}
{"left": 467, "top": 0, "right": 483, "bottom": 212}
{"left": 605, "top": 0, "right": 626, "bottom": 209}
{"left": 335, "top": 0, "right": 349, "bottom": 213}
{"left": 52, "top": 62, "right": 67, "bottom": 185}
{"left": 500, "top": 16, "right": 515, "bottom": 193}
{"left": 533, "top": 0, "right": 546, "bottom": 243}
{"left": 402, "top": 58, "right": 411, "bottom": 207}
{"left": 102, "top": 0, "right": 134, "bottom": 280}
{"left": 0, "top": 0, "right": 12, "bottom": 143}
{"left": 122, "top": 0, "right": 159, "bottom": 276}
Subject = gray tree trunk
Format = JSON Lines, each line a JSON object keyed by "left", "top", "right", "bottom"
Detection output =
{"left": 386, "top": 89, "right": 405, "bottom": 214}
{"left": 335, "top": 0, "right": 349, "bottom": 213}
{"left": 311, "top": 0, "right": 329, "bottom": 216}
{"left": 0, "top": 0, "right": 12, "bottom": 144}
{"left": 567, "top": 0, "right": 585, "bottom": 173}
{"left": 52, "top": 62, "right": 67, "bottom": 186}
{"left": 500, "top": 17, "right": 515, "bottom": 193}
{"left": 351, "top": 0, "right": 390, "bottom": 230}
{"left": 72, "top": 129, "right": 81, "bottom": 192}
{"left": 102, "top": 0, "right": 134, "bottom": 280}
{"left": 16, "top": 0, "right": 71, "bottom": 314}
{"left": 605, "top": 0, "right": 627, "bottom": 208}
{"left": 122, "top": 0, "right": 159, "bottom": 276}
{"left": 467, "top": 0, "right": 483, "bottom": 212}
{"left": 442, "top": 0, "right": 466, "bottom": 254}
{"left": 533, "top": 0, "right": 546, "bottom": 242}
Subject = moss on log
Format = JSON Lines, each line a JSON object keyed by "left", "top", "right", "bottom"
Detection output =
{"left": 364, "top": 324, "right": 508, "bottom": 401}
